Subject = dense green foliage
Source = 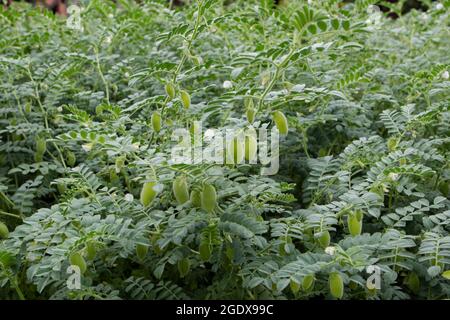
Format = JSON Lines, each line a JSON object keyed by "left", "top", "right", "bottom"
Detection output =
{"left": 0, "top": 0, "right": 449, "bottom": 300}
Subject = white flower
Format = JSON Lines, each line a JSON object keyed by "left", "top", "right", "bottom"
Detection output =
{"left": 105, "top": 36, "right": 112, "bottom": 44}
{"left": 132, "top": 142, "right": 140, "bottom": 150}
{"left": 124, "top": 194, "right": 134, "bottom": 202}
{"left": 388, "top": 172, "right": 400, "bottom": 181}
{"left": 441, "top": 70, "right": 449, "bottom": 80}
{"left": 325, "top": 246, "right": 336, "bottom": 256}
{"left": 153, "top": 184, "right": 164, "bottom": 193}
{"left": 420, "top": 12, "right": 429, "bottom": 21}
{"left": 223, "top": 80, "right": 233, "bottom": 89}
{"left": 81, "top": 143, "right": 93, "bottom": 152}
{"left": 436, "top": 3, "right": 444, "bottom": 10}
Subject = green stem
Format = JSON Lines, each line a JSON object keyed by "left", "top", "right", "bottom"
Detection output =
{"left": 0, "top": 210, "right": 22, "bottom": 220}
{"left": 94, "top": 46, "right": 110, "bottom": 104}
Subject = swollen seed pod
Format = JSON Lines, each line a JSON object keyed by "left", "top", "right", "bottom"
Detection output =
{"left": 246, "top": 107, "right": 256, "bottom": 124}
{"left": 85, "top": 242, "right": 97, "bottom": 261}
{"left": 387, "top": 137, "right": 399, "bottom": 151}
{"left": 189, "top": 122, "right": 198, "bottom": 135}
{"left": 151, "top": 111, "right": 162, "bottom": 132}
{"left": 329, "top": 272, "right": 344, "bottom": 299}
{"left": 290, "top": 279, "right": 301, "bottom": 294}
{"left": 136, "top": 244, "right": 149, "bottom": 260}
{"left": 192, "top": 55, "right": 203, "bottom": 66}
{"left": 439, "top": 181, "right": 449, "bottom": 196}
{"left": 317, "top": 230, "right": 330, "bottom": 248}
{"left": 0, "top": 222, "right": 9, "bottom": 239}
{"left": 180, "top": 90, "right": 191, "bottom": 109}
{"left": 355, "top": 209, "right": 363, "bottom": 221}
{"left": 69, "top": 252, "right": 87, "bottom": 274}
{"left": 227, "top": 136, "right": 244, "bottom": 164}
{"left": 302, "top": 274, "right": 315, "bottom": 292}
{"left": 201, "top": 184, "right": 217, "bottom": 213}
{"left": 244, "top": 96, "right": 254, "bottom": 109}
{"left": 66, "top": 151, "right": 76, "bottom": 167}
{"left": 36, "top": 137, "right": 47, "bottom": 154}
{"left": 348, "top": 214, "right": 362, "bottom": 236}
{"left": 165, "top": 82, "right": 176, "bottom": 100}
{"left": 177, "top": 258, "right": 190, "bottom": 278}
{"left": 173, "top": 176, "right": 190, "bottom": 205}
{"left": 57, "top": 183, "right": 66, "bottom": 194}
{"left": 244, "top": 135, "right": 257, "bottom": 162}
{"left": 406, "top": 272, "right": 420, "bottom": 294}
{"left": 190, "top": 190, "right": 202, "bottom": 208}
{"left": 115, "top": 157, "right": 125, "bottom": 173}
{"left": 272, "top": 111, "right": 289, "bottom": 135}
{"left": 199, "top": 242, "right": 211, "bottom": 261}
{"left": 24, "top": 102, "right": 32, "bottom": 113}
{"left": 140, "top": 181, "right": 158, "bottom": 207}
{"left": 110, "top": 168, "right": 119, "bottom": 182}
{"left": 95, "top": 105, "right": 104, "bottom": 115}
{"left": 34, "top": 153, "right": 43, "bottom": 162}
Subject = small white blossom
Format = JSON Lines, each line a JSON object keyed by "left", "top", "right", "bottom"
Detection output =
{"left": 132, "top": 142, "right": 140, "bottom": 150}
{"left": 81, "top": 143, "right": 93, "bottom": 152}
{"left": 441, "top": 70, "right": 449, "bottom": 80}
{"left": 436, "top": 3, "right": 444, "bottom": 10}
{"left": 388, "top": 172, "right": 400, "bottom": 181}
{"left": 223, "top": 80, "right": 233, "bottom": 89}
{"left": 124, "top": 194, "right": 134, "bottom": 202}
{"left": 420, "top": 12, "right": 429, "bottom": 21}
{"left": 325, "top": 246, "right": 336, "bottom": 256}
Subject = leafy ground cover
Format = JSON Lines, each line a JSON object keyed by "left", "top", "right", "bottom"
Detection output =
{"left": 0, "top": 0, "right": 449, "bottom": 299}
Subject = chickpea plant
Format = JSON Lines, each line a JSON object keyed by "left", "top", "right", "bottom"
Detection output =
{"left": 0, "top": 0, "right": 449, "bottom": 300}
